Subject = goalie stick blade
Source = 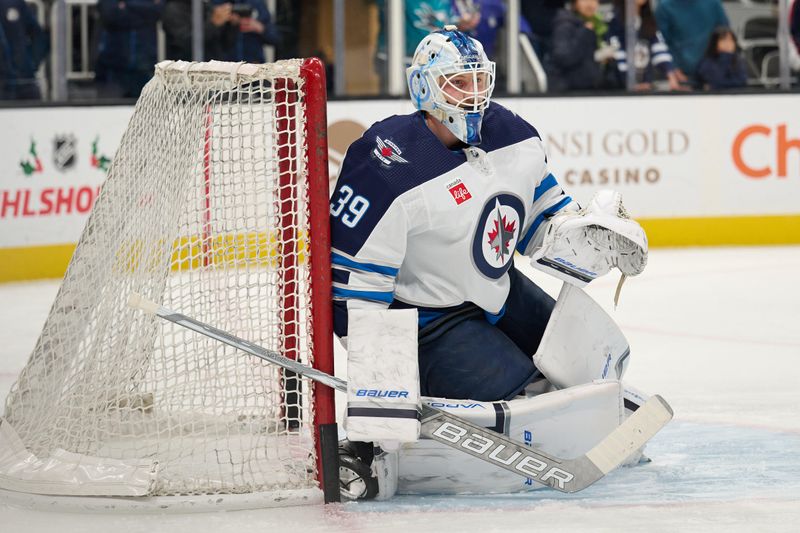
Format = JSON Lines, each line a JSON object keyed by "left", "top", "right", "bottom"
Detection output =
{"left": 130, "top": 294, "right": 673, "bottom": 494}
{"left": 585, "top": 394, "right": 673, "bottom": 476}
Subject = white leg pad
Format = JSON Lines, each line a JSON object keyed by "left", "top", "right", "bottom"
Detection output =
{"left": 345, "top": 309, "right": 421, "bottom": 443}
{"left": 397, "top": 381, "right": 628, "bottom": 495}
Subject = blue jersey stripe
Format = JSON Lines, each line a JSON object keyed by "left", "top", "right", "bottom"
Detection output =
{"left": 516, "top": 196, "right": 573, "bottom": 253}
{"left": 484, "top": 305, "right": 506, "bottom": 325}
{"left": 533, "top": 173, "right": 558, "bottom": 202}
{"left": 332, "top": 287, "right": 394, "bottom": 304}
{"left": 332, "top": 252, "right": 399, "bottom": 277}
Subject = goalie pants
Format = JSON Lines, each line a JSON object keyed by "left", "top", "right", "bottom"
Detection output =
{"left": 416, "top": 267, "right": 555, "bottom": 402}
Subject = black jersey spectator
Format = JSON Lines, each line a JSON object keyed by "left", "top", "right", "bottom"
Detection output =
{"left": 212, "top": 0, "right": 279, "bottom": 63}
{"left": 545, "top": 0, "right": 610, "bottom": 92}
{"left": 607, "top": 0, "right": 682, "bottom": 91}
{"left": 0, "top": 0, "right": 48, "bottom": 100}
{"left": 162, "top": 0, "right": 238, "bottom": 61}
{"left": 696, "top": 26, "right": 747, "bottom": 90}
{"left": 521, "top": 0, "right": 565, "bottom": 61}
{"left": 95, "top": 0, "right": 164, "bottom": 98}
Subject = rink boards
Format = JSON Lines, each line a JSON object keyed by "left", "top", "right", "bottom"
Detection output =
{"left": 2, "top": 93, "right": 800, "bottom": 282}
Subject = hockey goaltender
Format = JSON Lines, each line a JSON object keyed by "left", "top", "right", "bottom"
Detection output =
{"left": 329, "top": 26, "right": 664, "bottom": 500}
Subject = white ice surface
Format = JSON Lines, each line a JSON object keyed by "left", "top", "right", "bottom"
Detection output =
{"left": 1, "top": 246, "right": 799, "bottom": 532}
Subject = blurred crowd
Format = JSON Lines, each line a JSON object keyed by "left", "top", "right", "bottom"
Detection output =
{"left": 389, "top": 0, "right": 800, "bottom": 92}
{"left": 1, "top": 0, "right": 799, "bottom": 101}
{"left": 1, "top": 0, "right": 293, "bottom": 99}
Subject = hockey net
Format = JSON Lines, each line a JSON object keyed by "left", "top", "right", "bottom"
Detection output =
{"left": 0, "top": 59, "right": 334, "bottom": 510}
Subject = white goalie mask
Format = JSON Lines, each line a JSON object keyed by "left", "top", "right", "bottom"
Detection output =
{"left": 406, "top": 27, "right": 496, "bottom": 146}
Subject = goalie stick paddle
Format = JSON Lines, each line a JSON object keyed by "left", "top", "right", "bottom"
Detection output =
{"left": 128, "top": 293, "right": 673, "bottom": 494}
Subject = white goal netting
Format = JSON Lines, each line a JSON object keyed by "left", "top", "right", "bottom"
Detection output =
{"left": 0, "top": 60, "right": 329, "bottom": 506}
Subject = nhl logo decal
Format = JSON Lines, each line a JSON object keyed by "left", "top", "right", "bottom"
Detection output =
{"left": 447, "top": 178, "right": 471, "bottom": 205}
{"left": 373, "top": 136, "right": 408, "bottom": 166}
{"left": 471, "top": 193, "right": 524, "bottom": 279}
{"left": 53, "top": 134, "right": 77, "bottom": 171}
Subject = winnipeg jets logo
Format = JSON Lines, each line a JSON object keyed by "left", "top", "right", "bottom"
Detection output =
{"left": 373, "top": 136, "right": 408, "bottom": 166}
{"left": 471, "top": 194, "right": 524, "bottom": 279}
{"left": 487, "top": 200, "right": 517, "bottom": 262}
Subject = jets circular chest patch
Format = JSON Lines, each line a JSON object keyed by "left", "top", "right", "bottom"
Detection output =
{"left": 471, "top": 193, "right": 525, "bottom": 279}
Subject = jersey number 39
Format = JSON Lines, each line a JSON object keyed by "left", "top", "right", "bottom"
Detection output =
{"left": 330, "top": 185, "right": 370, "bottom": 228}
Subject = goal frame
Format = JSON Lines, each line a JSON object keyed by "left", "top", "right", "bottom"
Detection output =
{"left": 0, "top": 57, "right": 339, "bottom": 511}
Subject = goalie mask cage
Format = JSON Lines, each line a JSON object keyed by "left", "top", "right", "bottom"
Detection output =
{"left": 0, "top": 59, "right": 336, "bottom": 511}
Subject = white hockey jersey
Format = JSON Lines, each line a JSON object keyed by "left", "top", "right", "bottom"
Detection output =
{"left": 330, "top": 102, "right": 577, "bottom": 337}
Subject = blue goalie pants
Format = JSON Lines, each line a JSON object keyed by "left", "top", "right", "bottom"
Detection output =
{"left": 416, "top": 267, "right": 555, "bottom": 402}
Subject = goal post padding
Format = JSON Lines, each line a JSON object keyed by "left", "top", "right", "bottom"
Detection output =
{"left": 0, "top": 59, "right": 336, "bottom": 508}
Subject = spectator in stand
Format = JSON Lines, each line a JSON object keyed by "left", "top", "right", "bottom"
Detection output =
{"left": 96, "top": 0, "right": 163, "bottom": 98}
{"left": 545, "top": 0, "right": 616, "bottom": 92}
{"left": 0, "top": 0, "right": 48, "bottom": 100}
{"left": 374, "top": 0, "right": 480, "bottom": 90}
{"left": 376, "top": 0, "right": 480, "bottom": 62}
{"left": 451, "top": 0, "right": 482, "bottom": 33}
{"left": 521, "top": 0, "right": 565, "bottom": 61}
{"left": 212, "top": 0, "right": 280, "bottom": 63}
{"left": 696, "top": 26, "right": 747, "bottom": 90}
{"left": 607, "top": 0, "right": 682, "bottom": 91}
{"left": 456, "top": 0, "right": 534, "bottom": 59}
{"left": 654, "top": 0, "right": 729, "bottom": 84}
{"left": 162, "top": 0, "right": 238, "bottom": 61}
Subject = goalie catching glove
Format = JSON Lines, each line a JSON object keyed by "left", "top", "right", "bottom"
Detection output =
{"left": 531, "top": 190, "right": 647, "bottom": 292}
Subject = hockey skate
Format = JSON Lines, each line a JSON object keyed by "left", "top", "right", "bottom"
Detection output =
{"left": 338, "top": 441, "right": 378, "bottom": 501}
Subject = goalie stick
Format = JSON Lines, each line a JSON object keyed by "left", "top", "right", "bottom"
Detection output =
{"left": 128, "top": 293, "right": 673, "bottom": 494}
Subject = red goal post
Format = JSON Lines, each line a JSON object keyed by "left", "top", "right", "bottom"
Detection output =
{"left": 297, "top": 57, "right": 338, "bottom": 502}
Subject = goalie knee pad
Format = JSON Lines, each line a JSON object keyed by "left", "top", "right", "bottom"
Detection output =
{"left": 533, "top": 283, "right": 630, "bottom": 389}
